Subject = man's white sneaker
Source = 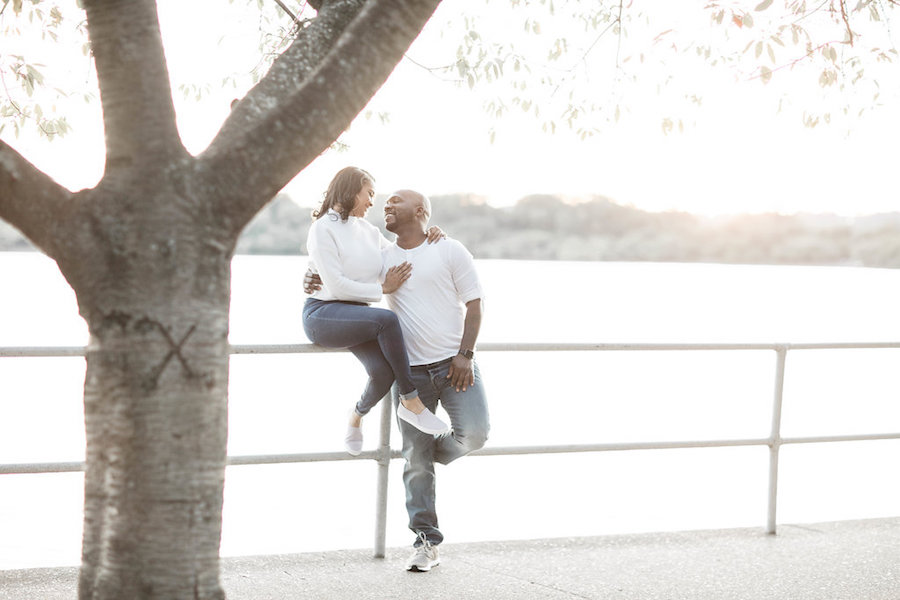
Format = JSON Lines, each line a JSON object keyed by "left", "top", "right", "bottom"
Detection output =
{"left": 397, "top": 404, "right": 449, "bottom": 435}
{"left": 405, "top": 539, "right": 440, "bottom": 572}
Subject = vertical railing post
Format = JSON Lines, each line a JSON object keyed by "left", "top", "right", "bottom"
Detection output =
{"left": 373, "top": 393, "right": 393, "bottom": 557}
{"left": 766, "top": 346, "right": 787, "bottom": 535}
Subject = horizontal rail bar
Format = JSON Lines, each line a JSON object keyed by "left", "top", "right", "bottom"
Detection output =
{"left": 0, "top": 461, "right": 85, "bottom": 474}
{"left": 226, "top": 450, "right": 400, "bottom": 465}
{"left": 229, "top": 344, "right": 346, "bottom": 355}
{"left": 0, "top": 347, "right": 88, "bottom": 357}
{"left": 212, "top": 342, "right": 900, "bottom": 353}
{"left": 469, "top": 438, "right": 772, "bottom": 456}
{"left": 9, "top": 432, "right": 898, "bottom": 476}
{"left": 782, "top": 432, "right": 900, "bottom": 445}
{"left": 5, "top": 341, "right": 900, "bottom": 358}
{"left": 193, "top": 341, "right": 900, "bottom": 353}
{"left": 783, "top": 342, "right": 900, "bottom": 350}
{"left": 231, "top": 343, "right": 796, "bottom": 354}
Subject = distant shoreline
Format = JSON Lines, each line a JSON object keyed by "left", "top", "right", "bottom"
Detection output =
{"left": 4, "top": 192, "right": 899, "bottom": 268}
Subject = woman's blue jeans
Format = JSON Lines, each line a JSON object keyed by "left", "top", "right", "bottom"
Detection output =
{"left": 302, "top": 298, "right": 418, "bottom": 416}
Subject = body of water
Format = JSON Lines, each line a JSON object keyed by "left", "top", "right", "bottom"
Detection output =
{"left": 1, "top": 252, "right": 899, "bottom": 569}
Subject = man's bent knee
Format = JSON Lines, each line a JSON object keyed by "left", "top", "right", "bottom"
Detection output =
{"left": 458, "top": 427, "right": 488, "bottom": 453}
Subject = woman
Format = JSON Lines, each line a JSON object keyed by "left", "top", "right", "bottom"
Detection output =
{"left": 302, "top": 167, "right": 448, "bottom": 456}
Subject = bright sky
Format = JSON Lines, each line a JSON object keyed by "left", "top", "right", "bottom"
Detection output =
{"left": 4, "top": 0, "right": 899, "bottom": 216}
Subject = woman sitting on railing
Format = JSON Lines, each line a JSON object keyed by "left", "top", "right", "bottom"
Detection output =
{"left": 301, "top": 167, "right": 448, "bottom": 455}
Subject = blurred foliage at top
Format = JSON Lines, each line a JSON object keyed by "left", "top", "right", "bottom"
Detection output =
{"left": 2, "top": 0, "right": 898, "bottom": 139}
{"left": 449, "top": 0, "right": 899, "bottom": 137}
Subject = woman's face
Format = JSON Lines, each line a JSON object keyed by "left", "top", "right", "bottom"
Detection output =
{"left": 349, "top": 180, "right": 375, "bottom": 218}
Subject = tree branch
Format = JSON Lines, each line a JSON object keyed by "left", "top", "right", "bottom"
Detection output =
{"left": 0, "top": 141, "right": 75, "bottom": 256}
{"left": 81, "top": 0, "right": 185, "bottom": 177}
{"left": 273, "top": 0, "right": 303, "bottom": 30}
{"left": 212, "top": 0, "right": 364, "bottom": 152}
{"left": 839, "top": 0, "right": 855, "bottom": 46}
{"left": 198, "top": 0, "right": 443, "bottom": 234}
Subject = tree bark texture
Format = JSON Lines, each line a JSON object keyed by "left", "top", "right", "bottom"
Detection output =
{"left": 75, "top": 240, "right": 231, "bottom": 600}
{"left": 60, "top": 161, "right": 234, "bottom": 599}
{"left": 0, "top": 1, "right": 443, "bottom": 598}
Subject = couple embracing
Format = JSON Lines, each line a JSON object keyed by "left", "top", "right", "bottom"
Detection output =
{"left": 301, "top": 167, "right": 490, "bottom": 571}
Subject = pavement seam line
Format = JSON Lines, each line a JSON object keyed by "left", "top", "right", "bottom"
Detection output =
{"left": 454, "top": 557, "right": 595, "bottom": 599}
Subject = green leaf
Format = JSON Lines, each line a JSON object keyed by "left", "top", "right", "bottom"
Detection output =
{"left": 755, "top": 0, "right": 774, "bottom": 10}
{"left": 26, "top": 64, "right": 44, "bottom": 85}
{"left": 760, "top": 65, "right": 772, "bottom": 84}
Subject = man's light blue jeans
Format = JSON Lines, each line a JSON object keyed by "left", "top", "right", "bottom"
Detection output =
{"left": 393, "top": 357, "right": 490, "bottom": 547}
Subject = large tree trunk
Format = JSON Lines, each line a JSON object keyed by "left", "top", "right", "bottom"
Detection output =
{"left": 56, "top": 180, "right": 234, "bottom": 599}
{"left": 78, "top": 275, "right": 230, "bottom": 599}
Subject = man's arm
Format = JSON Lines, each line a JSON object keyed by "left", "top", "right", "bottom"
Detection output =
{"left": 447, "top": 298, "right": 483, "bottom": 392}
{"left": 303, "top": 269, "right": 322, "bottom": 294}
{"left": 302, "top": 265, "right": 410, "bottom": 295}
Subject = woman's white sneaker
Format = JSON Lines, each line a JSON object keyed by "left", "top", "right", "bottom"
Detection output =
{"left": 344, "top": 410, "right": 363, "bottom": 456}
{"left": 397, "top": 404, "right": 449, "bottom": 435}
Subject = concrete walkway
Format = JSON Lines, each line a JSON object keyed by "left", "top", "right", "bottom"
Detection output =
{"left": 2, "top": 517, "right": 898, "bottom": 599}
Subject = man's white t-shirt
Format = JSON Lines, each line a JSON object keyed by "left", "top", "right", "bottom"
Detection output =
{"left": 382, "top": 238, "right": 483, "bottom": 366}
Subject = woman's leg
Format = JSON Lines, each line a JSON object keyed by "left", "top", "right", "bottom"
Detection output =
{"left": 348, "top": 340, "right": 394, "bottom": 416}
{"left": 303, "top": 299, "right": 446, "bottom": 434}
{"left": 303, "top": 299, "right": 418, "bottom": 399}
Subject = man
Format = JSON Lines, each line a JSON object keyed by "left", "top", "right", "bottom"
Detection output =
{"left": 306, "top": 189, "right": 489, "bottom": 572}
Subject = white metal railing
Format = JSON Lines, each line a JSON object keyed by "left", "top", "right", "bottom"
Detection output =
{"left": 2, "top": 342, "right": 900, "bottom": 557}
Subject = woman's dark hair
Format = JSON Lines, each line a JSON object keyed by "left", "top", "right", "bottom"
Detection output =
{"left": 312, "top": 167, "right": 374, "bottom": 221}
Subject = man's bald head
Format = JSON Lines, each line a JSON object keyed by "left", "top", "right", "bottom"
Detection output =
{"left": 389, "top": 189, "right": 431, "bottom": 224}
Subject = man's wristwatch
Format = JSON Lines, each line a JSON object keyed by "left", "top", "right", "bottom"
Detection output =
{"left": 458, "top": 349, "right": 475, "bottom": 360}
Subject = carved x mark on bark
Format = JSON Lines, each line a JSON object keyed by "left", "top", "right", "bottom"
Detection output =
{"left": 144, "top": 324, "right": 197, "bottom": 390}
